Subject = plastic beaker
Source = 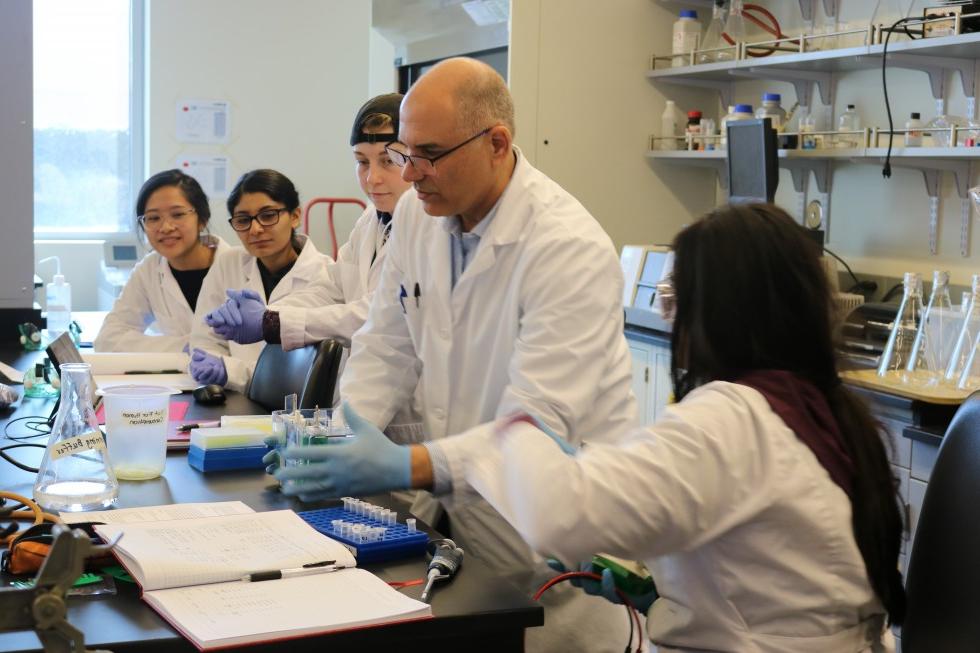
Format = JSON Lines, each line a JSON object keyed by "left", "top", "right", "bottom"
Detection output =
{"left": 102, "top": 385, "right": 174, "bottom": 480}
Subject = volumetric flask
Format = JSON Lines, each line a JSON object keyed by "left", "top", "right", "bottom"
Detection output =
{"left": 877, "top": 272, "right": 921, "bottom": 382}
{"left": 34, "top": 363, "right": 118, "bottom": 512}
{"left": 906, "top": 270, "right": 954, "bottom": 386}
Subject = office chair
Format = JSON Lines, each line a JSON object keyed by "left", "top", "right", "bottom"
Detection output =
{"left": 902, "top": 391, "right": 980, "bottom": 652}
{"left": 245, "top": 340, "right": 344, "bottom": 412}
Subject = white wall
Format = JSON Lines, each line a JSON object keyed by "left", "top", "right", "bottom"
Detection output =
{"left": 509, "top": 0, "right": 719, "bottom": 251}
{"left": 147, "top": 0, "right": 375, "bottom": 256}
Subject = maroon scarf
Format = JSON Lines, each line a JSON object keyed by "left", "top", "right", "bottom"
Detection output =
{"left": 733, "top": 370, "right": 855, "bottom": 499}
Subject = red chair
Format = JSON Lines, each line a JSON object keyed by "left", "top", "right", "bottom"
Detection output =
{"left": 302, "top": 197, "right": 367, "bottom": 259}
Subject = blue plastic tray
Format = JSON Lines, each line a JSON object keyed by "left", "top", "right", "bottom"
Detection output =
{"left": 187, "top": 445, "right": 269, "bottom": 472}
{"left": 298, "top": 506, "right": 428, "bottom": 563}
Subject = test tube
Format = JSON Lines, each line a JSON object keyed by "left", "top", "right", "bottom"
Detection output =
{"left": 406, "top": 518, "right": 417, "bottom": 533}
{"left": 387, "top": 511, "right": 396, "bottom": 526}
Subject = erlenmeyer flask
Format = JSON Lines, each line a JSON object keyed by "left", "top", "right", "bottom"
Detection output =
{"left": 33, "top": 363, "right": 118, "bottom": 512}
{"left": 718, "top": 0, "right": 744, "bottom": 62}
{"left": 944, "top": 274, "right": 980, "bottom": 385}
{"left": 877, "top": 272, "right": 921, "bottom": 382}
{"left": 698, "top": 0, "right": 728, "bottom": 64}
{"left": 906, "top": 270, "right": 953, "bottom": 386}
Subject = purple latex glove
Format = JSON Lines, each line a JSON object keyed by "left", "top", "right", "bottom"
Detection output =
{"left": 189, "top": 348, "right": 228, "bottom": 386}
{"left": 205, "top": 289, "right": 266, "bottom": 344}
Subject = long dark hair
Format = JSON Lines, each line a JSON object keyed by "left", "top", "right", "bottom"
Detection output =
{"left": 669, "top": 203, "right": 906, "bottom": 625}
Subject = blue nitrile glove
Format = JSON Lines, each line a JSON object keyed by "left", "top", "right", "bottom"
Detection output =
{"left": 274, "top": 402, "right": 411, "bottom": 501}
{"left": 546, "top": 559, "right": 658, "bottom": 613}
{"left": 503, "top": 413, "right": 577, "bottom": 456}
{"left": 262, "top": 434, "right": 286, "bottom": 475}
{"left": 189, "top": 348, "right": 228, "bottom": 386}
{"left": 205, "top": 289, "right": 266, "bottom": 344}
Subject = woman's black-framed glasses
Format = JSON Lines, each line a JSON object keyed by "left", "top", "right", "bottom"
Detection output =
{"left": 138, "top": 208, "right": 196, "bottom": 230}
{"left": 385, "top": 127, "right": 492, "bottom": 175}
{"left": 228, "top": 207, "right": 288, "bottom": 232}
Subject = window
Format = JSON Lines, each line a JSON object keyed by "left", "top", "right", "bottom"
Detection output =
{"left": 33, "top": 0, "right": 143, "bottom": 238}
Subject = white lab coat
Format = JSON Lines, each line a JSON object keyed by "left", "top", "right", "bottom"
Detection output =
{"left": 271, "top": 205, "right": 388, "bottom": 349}
{"left": 94, "top": 235, "right": 231, "bottom": 353}
{"left": 460, "top": 381, "right": 894, "bottom": 653}
{"left": 341, "top": 149, "right": 638, "bottom": 653}
{"left": 190, "top": 234, "right": 330, "bottom": 392}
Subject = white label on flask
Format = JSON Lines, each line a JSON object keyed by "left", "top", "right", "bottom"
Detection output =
{"left": 50, "top": 431, "right": 107, "bottom": 460}
{"left": 120, "top": 409, "right": 166, "bottom": 427}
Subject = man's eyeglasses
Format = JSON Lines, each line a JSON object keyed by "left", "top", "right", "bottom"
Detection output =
{"left": 385, "top": 127, "right": 492, "bottom": 175}
{"left": 138, "top": 208, "right": 196, "bottom": 230}
{"left": 228, "top": 207, "right": 289, "bottom": 232}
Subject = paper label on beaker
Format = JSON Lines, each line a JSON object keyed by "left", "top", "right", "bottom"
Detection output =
{"left": 49, "top": 431, "right": 107, "bottom": 460}
{"left": 119, "top": 409, "right": 166, "bottom": 427}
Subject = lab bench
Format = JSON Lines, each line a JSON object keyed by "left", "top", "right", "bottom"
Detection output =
{"left": 0, "top": 346, "right": 543, "bottom": 653}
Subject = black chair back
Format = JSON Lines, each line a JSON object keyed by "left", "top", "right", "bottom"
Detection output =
{"left": 903, "top": 392, "right": 980, "bottom": 651}
{"left": 245, "top": 340, "right": 344, "bottom": 412}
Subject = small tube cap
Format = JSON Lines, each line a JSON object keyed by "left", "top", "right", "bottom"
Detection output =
{"left": 679, "top": 9, "right": 697, "bottom": 18}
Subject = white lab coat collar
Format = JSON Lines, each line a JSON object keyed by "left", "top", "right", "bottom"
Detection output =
{"left": 240, "top": 233, "right": 324, "bottom": 304}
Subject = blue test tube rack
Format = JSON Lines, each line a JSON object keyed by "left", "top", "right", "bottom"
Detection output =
{"left": 298, "top": 499, "right": 428, "bottom": 563}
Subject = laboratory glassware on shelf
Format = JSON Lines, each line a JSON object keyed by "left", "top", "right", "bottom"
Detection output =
{"left": 719, "top": 0, "right": 745, "bottom": 59}
{"left": 905, "top": 270, "right": 954, "bottom": 387}
{"left": 698, "top": 0, "right": 728, "bottom": 63}
{"left": 660, "top": 100, "right": 684, "bottom": 151}
{"left": 944, "top": 274, "right": 980, "bottom": 386}
{"left": 877, "top": 272, "right": 921, "bottom": 382}
{"left": 837, "top": 105, "right": 862, "bottom": 148}
{"left": 33, "top": 363, "right": 118, "bottom": 512}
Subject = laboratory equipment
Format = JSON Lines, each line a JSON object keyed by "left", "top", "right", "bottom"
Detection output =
{"left": 620, "top": 245, "right": 673, "bottom": 330}
{"left": 698, "top": 0, "right": 728, "bottom": 63}
{"left": 591, "top": 554, "right": 657, "bottom": 597}
{"left": 719, "top": 0, "right": 746, "bottom": 58}
{"left": 947, "top": 274, "right": 980, "bottom": 385}
{"left": 0, "top": 383, "right": 17, "bottom": 408}
{"left": 33, "top": 363, "right": 119, "bottom": 512}
{"left": 18, "top": 322, "right": 43, "bottom": 351}
{"left": 660, "top": 101, "right": 684, "bottom": 150}
{"left": 98, "top": 240, "right": 139, "bottom": 310}
{"left": 837, "top": 105, "right": 862, "bottom": 148}
{"left": 800, "top": 110, "right": 818, "bottom": 149}
{"left": 905, "top": 112, "right": 924, "bottom": 147}
{"left": 877, "top": 272, "right": 922, "bottom": 381}
{"left": 23, "top": 358, "right": 59, "bottom": 398}
{"left": 672, "top": 9, "right": 701, "bottom": 67}
{"left": 701, "top": 118, "right": 717, "bottom": 150}
{"left": 926, "top": 114, "right": 980, "bottom": 147}
{"left": 40, "top": 257, "right": 71, "bottom": 337}
{"left": 727, "top": 119, "right": 779, "bottom": 204}
{"left": 906, "top": 270, "right": 954, "bottom": 386}
{"left": 755, "top": 94, "right": 786, "bottom": 131}
{"left": 102, "top": 385, "right": 173, "bottom": 480}
{"left": 298, "top": 502, "right": 428, "bottom": 563}
{"left": 187, "top": 426, "right": 271, "bottom": 472}
{"left": 420, "top": 539, "right": 464, "bottom": 603}
{"left": 720, "top": 104, "right": 753, "bottom": 146}
{"left": 686, "top": 110, "right": 703, "bottom": 149}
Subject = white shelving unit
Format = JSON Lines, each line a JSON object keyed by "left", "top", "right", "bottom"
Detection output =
{"left": 646, "top": 19, "right": 980, "bottom": 256}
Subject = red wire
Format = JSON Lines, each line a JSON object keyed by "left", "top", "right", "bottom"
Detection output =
{"left": 722, "top": 4, "right": 798, "bottom": 58}
{"left": 388, "top": 578, "right": 425, "bottom": 589}
{"left": 535, "top": 571, "right": 644, "bottom": 652}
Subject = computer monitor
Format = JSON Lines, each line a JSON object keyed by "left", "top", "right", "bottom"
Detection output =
{"left": 727, "top": 118, "right": 779, "bottom": 204}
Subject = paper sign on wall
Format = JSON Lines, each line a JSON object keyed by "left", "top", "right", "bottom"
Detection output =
{"left": 175, "top": 155, "right": 232, "bottom": 198}
{"left": 176, "top": 99, "right": 231, "bottom": 144}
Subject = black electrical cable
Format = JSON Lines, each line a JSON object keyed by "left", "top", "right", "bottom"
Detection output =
{"left": 3, "top": 415, "right": 52, "bottom": 441}
{"left": 0, "top": 443, "right": 44, "bottom": 473}
{"left": 822, "top": 247, "right": 878, "bottom": 296}
{"left": 882, "top": 282, "right": 905, "bottom": 303}
{"left": 882, "top": 16, "right": 919, "bottom": 179}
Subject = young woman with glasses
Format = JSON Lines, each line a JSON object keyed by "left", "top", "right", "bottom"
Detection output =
{"left": 187, "top": 169, "right": 329, "bottom": 391}
{"left": 94, "top": 169, "right": 230, "bottom": 352}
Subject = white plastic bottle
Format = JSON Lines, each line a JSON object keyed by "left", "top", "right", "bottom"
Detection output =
{"left": 660, "top": 100, "right": 684, "bottom": 150}
{"left": 46, "top": 273, "right": 72, "bottom": 335}
{"left": 905, "top": 112, "right": 923, "bottom": 147}
{"left": 672, "top": 10, "right": 701, "bottom": 68}
{"left": 837, "top": 104, "right": 862, "bottom": 148}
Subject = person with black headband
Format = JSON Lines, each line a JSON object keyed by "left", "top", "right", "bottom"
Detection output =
{"left": 204, "top": 93, "right": 412, "bottom": 354}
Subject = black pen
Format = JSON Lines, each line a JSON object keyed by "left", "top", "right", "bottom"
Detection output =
{"left": 414, "top": 282, "right": 421, "bottom": 307}
{"left": 124, "top": 369, "right": 182, "bottom": 375}
{"left": 241, "top": 560, "right": 344, "bottom": 583}
{"left": 177, "top": 420, "right": 221, "bottom": 432}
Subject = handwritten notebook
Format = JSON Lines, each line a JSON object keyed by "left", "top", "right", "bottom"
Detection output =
{"left": 91, "top": 504, "right": 431, "bottom": 650}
